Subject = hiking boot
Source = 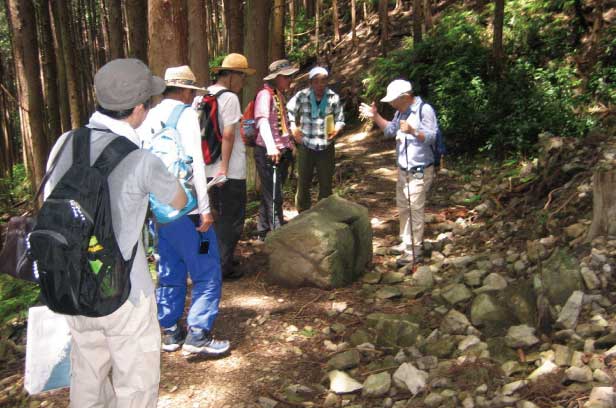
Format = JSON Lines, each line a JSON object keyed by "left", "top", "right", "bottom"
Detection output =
{"left": 396, "top": 250, "right": 422, "bottom": 268}
{"left": 162, "top": 324, "right": 186, "bottom": 352}
{"left": 182, "top": 328, "right": 230, "bottom": 356}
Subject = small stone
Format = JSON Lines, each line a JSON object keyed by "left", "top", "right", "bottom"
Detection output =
{"left": 423, "top": 393, "right": 444, "bottom": 407}
{"left": 411, "top": 266, "right": 434, "bottom": 288}
{"left": 584, "top": 386, "right": 616, "bottom": 408}
{"left": 502, "top": 360, "right": 524, "bottom": 377}
{"left": 441, "top": 284, "right": 473, "bottom": 305}
{"left": 323, "top": 393, "right": 340, "bottom": 407}
{"left": 459, "top": 335, "right": 481, "bottom": 352}
{"left": 376, "top": 286, "right": 402, "bottom": 299}
{"left": 258, "top": 397, "right": 278, "bottom": 408}
{"left": 506, "top": 325, "right": 540, "bottom": 348}
{"left": 328, "top": 370, "right": 363, "bottom": 394}
{"left": 556, "top": 291, "right": 584, "bottom": 330}
{"left": 502, "top": 380, "right": 528, "bottom": 396}
{"left": 475, "top": 273, "right": 508, "bottom": 293}
{"left": 581, "top": 267, "right": 601, "bottom": 290}
{"left": 332, "top": 302, "right": 348, "bottom": 313}
{"left": 362, "top": 372, "right": 391, "bottom": 397}
{"left": 517, "top": 401, "right": 540, "bottom": 408}
{"left": 464, "top": 269, "right": 487, "bottom": 286}
{"left": 565, "top": 365, "right": 593, "bottom": 383}
{"left": 528, "top": 360, "right": 558, "bottom": 381}
{"left": 393, "top": 363, "right": 428, "bottom": 395}
{"left": 440, "top": 309, "right": 471, "bottom": 335}
{"left": 327, "top": 350, "right": 361, "bottom": 370}
{"left": 564, "top": 223, "right": 586, "bottom": 239}
{"left": 593, "top": 369, "right": 612, "bottom": 384}
{"left": 553, "top": 344, "right": 572, "bottom": 366}
{"left": 362, "top": 271, "right": 382, "bottom": 284}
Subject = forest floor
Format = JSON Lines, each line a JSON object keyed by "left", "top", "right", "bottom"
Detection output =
{"left": 3, "top": 123, "right": 465, "bottom": 408}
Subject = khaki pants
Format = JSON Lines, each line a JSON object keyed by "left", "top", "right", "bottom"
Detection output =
{"left": 65, "top": 293, "right": 160, "bottom": 408}
{"left": 396, "top": 166, "right": 434, "bottom": 253}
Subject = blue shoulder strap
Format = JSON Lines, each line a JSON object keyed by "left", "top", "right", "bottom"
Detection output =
{"left": 165, "top": 104, "right": 190, "bottom": 129}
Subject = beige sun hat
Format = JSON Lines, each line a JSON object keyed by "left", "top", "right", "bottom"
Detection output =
{"left": 164, "top": 65, "right": 205, "bottom": 90}
{"left": 211, "top": 53, "right": 256, "bottom": 75}
{"left": 263, "top": 59, "right": 299, "bottom": 81}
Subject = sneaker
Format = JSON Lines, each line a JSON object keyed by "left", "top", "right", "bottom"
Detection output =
{"left": 390, "top": 242, "right": 408, "bottom": 255}
{"left": 182, "top": 328, "right": 230, "bottom": 356}
{"left": 162, "top": 324, "right": 186, "bottom": 352}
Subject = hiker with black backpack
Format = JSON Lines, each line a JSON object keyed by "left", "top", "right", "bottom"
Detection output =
{"left": 249, "top": 59, "right": 299, "bottom": 241}
{"left": 37, "top": 59, "right": 187, "bottom": 407}
{"left": 359, "top": 79, "right": 439, "bottom": 268}
{"left": 137, "top": 65, "right": 230, "bottom": 357}
{"left": 198, "top": 53, "right": 255, "bottom": 280}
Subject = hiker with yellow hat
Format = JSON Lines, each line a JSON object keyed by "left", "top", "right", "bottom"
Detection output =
{"left": 203, "top": 53, "right": 255, "bottom": 280}
{"left": 138, "top": 65, "right": 230, "bottom": 357}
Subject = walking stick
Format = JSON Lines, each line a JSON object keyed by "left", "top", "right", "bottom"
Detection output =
{"left": 272, "top": 164, "right": 278, "bottom": 231}
{"left": 404, "top": 137, "right": 416, "bottom": 270}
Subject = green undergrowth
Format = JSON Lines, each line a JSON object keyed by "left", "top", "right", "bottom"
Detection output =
{"left": 362, "top": 0, "right": 612, "bottom": 158}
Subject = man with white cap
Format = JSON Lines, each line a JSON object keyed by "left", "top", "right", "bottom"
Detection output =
{"left": 45, "top": 58, "right": 187, "bottom": 407}
{"left": 359, "top": 79, "right": 438, "bottom": 267}
{"left": 253, "top": 59, "right": 299, "bottom": 240}
{"left": 205, "top": 53, "right": 255, "bottom": 280}
{"left": 138, "top": 65, "right": 230, "bottom": 356}
{"left": 287, "top": 66, "right": 345, "bottom": 212}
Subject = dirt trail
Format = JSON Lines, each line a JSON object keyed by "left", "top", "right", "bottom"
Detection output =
{"left": 15, "top": 125, "right": 461, "bottom": 408}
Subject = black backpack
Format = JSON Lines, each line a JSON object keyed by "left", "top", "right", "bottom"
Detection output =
{"left": 196, "top": 89, "right": 232, "bottom": 165}
{"left": 28, "top": 128, "right": 138, "bottom": 317}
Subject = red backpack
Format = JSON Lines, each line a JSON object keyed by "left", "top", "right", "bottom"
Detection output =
{"left": 240, "top": 87, "right": 276, "bottom": 147}
{"left": 196, "top": 89, "right": 231, "bottom": 165}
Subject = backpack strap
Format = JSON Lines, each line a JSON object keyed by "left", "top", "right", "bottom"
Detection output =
{"left": 419, "top": 101, "right": 425, "bottom": 123}
{"left": 214, "top": 89, "right": 232, "bottom": 98}
{"left": 165, "top": 104, "right": 190, "bottom": 130}
{"left": 92, "top": 136, "right": 139, "bottom": 178}
{"left": 73, "top": 127, "right": 92, "bottom": 167}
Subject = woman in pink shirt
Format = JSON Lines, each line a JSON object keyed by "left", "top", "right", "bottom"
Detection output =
{"left": 253, "top": 59, "right": 298, "bottom": 240}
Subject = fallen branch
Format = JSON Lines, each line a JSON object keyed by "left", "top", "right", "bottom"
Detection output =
{"left": 293, "top": 293, "right": 323, "bottom": 318}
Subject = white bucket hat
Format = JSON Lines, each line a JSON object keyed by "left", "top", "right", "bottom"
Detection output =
{"left": 308, "top": 67, "right": 329, "bottom": 79}
{"left": 380, "top": 79, "right": 412, "bottom": 103}
{"left": 164, "top": 65, "right": 205, "bottom": 90}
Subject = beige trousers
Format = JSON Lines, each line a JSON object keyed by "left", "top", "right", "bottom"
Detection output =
{"left": 65, "top": 293, "right": 160, "bottom": 408}
{"left": 396, "top": 166, "right": 434, "bottom": 253}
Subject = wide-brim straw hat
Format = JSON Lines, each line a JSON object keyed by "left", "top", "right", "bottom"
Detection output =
{"left": 264, "top": 59, "right": 299, "bottom": 81}
{"left": 164, "top": 65, "right": 205, "bottom": 90}
{"left": 211, "top": 53, "right": 256, "bottom": 75}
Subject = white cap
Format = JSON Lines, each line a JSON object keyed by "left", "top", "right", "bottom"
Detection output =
{"left": 380, "top": 79, "right": 412, "bottom": 103}
{"left": 309, "top": 67, "right": 329, "bottom": 79}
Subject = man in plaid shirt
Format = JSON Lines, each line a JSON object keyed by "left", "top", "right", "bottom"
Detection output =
{"left": 287, "top": 67, "right": 345, "bottom": 212}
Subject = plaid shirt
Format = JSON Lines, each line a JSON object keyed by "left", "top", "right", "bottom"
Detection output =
{"left": 286, "top": 87, "right": 345, "bottom": 151}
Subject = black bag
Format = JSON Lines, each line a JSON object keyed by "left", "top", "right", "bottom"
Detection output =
{"left": 28, "top": 128, "right": 138, "bottom": 317}
{"left": 196, "top": 89, "right": 232, "bottom": 165}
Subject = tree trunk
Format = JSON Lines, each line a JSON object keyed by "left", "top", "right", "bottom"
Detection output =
{"left": 213, "top": 0, "right": 223, "bottom": 54}
{"left": 6, "top": 0, "right": 49, "bottom": 191}
{"left": 208, "top": 0, "right": 219, "bottom": 55}
{"left": 315, "top": 0, "right": 320, "bottom": 56}
{"left": 378, "top": 0, "right": 388, "bottom": 55}
{"left": 244, "top": 0, "right": 271, "bottom": 192}
{"left": 331, "top": 0, "right": 340, "bottom": 43}
{"left": 148, "top": 0, "right": 189, "bottom": 78}
{"left": 270, "top": 0, "right": 285, "bottom": 60}
{"left": 423, "top": 0, "right": 432, "bottom": 30}
{"left": 49, "top": 0, "right": 70, "bottom": 132}
{"left": 188, "top": 0, "right": 210, "bottom": 85}
{"left": 413, "top": 0, "right": 422, "bottom": 45}
{"left": 351, "top": 0, "right": 357, "bottom": 46}
{"left": 106, "top": 0, "right": 124, "bottom": 59}
{"left": 587, "top": 169, "right": 616, "bottom": 241}
{"left": 492, "top": 0, "right": 505, "bottom": 77}
{"left": 36, "top": 0, "right": 62, "bottom": 145}
{"left": 52, "top": 0, "right": 83, "bottom": 128}
{"left": 0, "top": 51, "right": 14, "bottom": 177}
{"left": 304, "top": 0, "right": 314, "bottom": 18}
{"left": 289, "top": 0, "right": 295, "bottom": 51}
{"left": 125, "top": 0, "right": 148, "bottom": 62}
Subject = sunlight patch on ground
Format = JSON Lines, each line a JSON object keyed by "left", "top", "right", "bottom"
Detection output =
{"left": 158, "top": 382, "right": 235, "bottom": 408}
{"left": 223, "top": 293, "right": 281, "bottom": 309}
{"left": 283, "top": 209, "right": 298, "bottom": 220}
{"left": 371, "top": 217, "right": 384, "bottom": 227}
{"left": 366, "top": 150, "right": 392, "bottom": 159}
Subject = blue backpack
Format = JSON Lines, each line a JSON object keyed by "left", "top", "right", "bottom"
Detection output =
{"left": 146, "top": 104, "right": 197, "bottom": 223}
{"left": 419, "top": 102, "right": 446, "bottom": 167}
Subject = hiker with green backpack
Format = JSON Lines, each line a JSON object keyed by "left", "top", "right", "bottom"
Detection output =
{"left": 360, "top": 79, "right": 442, "bottom": 268}
{"left": 137, "top": 65, "right": 230, "bottom": 357}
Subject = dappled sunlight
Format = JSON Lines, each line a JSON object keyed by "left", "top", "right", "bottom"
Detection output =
{"left": 223, "top": 293, "right": 281, "bottom": 309}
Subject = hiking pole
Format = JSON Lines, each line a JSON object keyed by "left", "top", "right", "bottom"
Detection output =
{"left": 272, "top": 163, "right": 278, "bottom": 231}
{"left": 404, "top": 136, "right": 416, "bottom": 270}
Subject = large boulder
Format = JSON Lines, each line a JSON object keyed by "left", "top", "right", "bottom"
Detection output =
{"left": 264, "top": 195, "right": 372, "bottom": 288}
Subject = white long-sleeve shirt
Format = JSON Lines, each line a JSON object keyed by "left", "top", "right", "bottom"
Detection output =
{"left": 137, "top": 98, "right": 210, "bottom": 214}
